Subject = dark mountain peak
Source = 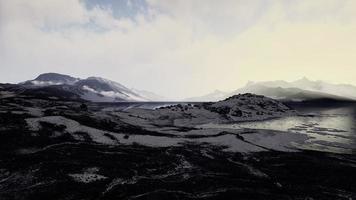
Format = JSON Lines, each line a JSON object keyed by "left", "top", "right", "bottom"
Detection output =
{"left": 35, "top": 73, "right": 78, "bottom": 83}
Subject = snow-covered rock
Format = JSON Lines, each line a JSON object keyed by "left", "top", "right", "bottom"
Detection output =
{"left": 24, "top": 115, "right": 307, "bottom": 153}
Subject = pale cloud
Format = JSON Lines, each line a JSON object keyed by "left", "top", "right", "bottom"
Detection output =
{"left": 146, "top": 0, "right": 267, "bottom": 34}
{"left": 0, "top": 0, "right": 356, "bottom": 99}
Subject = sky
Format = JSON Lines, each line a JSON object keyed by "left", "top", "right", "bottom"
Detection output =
{"left": 1, "top": 0, "right": 356, "bottom": 99}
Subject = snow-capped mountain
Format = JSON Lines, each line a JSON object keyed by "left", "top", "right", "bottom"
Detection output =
{"left": 19, "top": 73, "right": 161, "bottom": 102}
{"left": 75, "top": 77, "right": 147, "bottom": 102}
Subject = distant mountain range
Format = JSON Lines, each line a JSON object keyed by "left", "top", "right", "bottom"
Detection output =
{"left": 185, "top": 78, "right": 356, "bottom": 102}
{"left": 2, "top": 74, "right": 356, "bottom": 103}
{"left": 8, "top": 73, "right": 164, "bottom": 102}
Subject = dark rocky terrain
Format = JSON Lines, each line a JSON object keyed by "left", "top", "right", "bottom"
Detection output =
{"left": 0, "top": 88, "right": 355, "bottom": 200}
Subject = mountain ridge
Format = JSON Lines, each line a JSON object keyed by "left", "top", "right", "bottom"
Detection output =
{"left": 185, "top": 78, "right": 356, "bottom": 102}
{"left": 18, "top": 73, "right": 164, "bottom": 102}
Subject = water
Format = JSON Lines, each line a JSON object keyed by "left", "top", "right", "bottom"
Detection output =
{"left": 215, "top": 106, "right": 356, "bottom": 154}
{"left": 90, "top": 102, "right": 193, "bottom": 111}
{"left": 92, "top": 102, "right": 356, "bottom": 154}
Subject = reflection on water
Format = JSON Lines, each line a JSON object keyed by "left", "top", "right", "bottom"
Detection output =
{"left": 233, "top": 106, "right": 356, "bottom": 154}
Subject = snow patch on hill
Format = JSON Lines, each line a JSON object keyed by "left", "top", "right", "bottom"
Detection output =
{"left": 69, "top": 167, "right": 107, "bottom": 183}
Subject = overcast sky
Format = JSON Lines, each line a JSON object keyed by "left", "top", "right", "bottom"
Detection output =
{"left": 1, "top": 0, "right": 356, "bottom": 99}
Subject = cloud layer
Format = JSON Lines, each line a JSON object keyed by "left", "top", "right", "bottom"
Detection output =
{"left": 1, "top": 0, "right": 356, "bottom": 99}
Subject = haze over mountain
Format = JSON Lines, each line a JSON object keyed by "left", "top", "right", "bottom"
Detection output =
{"left": 184, "top": 90, "right": 228, "bottom": 102}
{"left": 131, "top": 88, "right": 168, "bottom": 102}
{"left": 244, "top": 77, "right": 356, "bottom": 100}
{"left": 19, "top": 73, "right": 165, "bottom": 102}
{"left": 185, "top": 78, "right": 356, "bottom": 102}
